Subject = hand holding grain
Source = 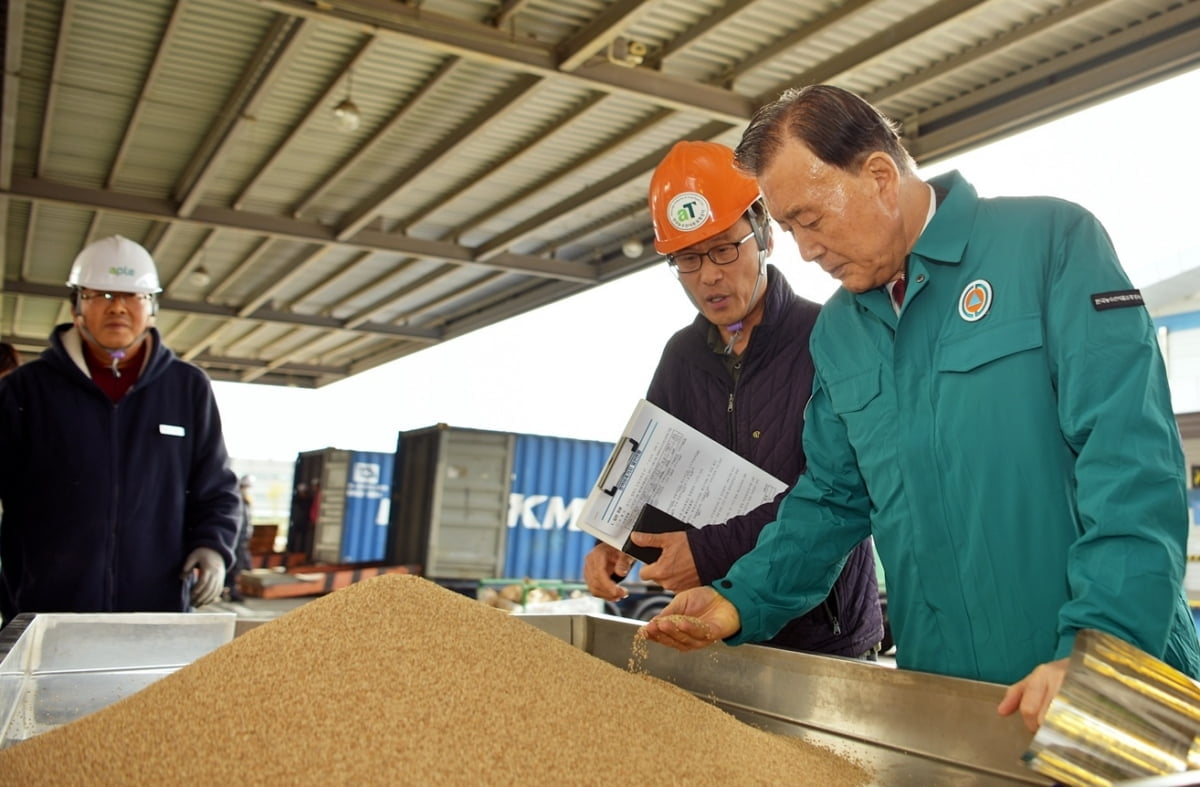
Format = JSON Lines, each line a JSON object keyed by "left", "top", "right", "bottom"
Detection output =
{"left": 640, "top": 586, "right": 740, "bottom": 652}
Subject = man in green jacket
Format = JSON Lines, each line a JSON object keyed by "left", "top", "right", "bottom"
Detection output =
{"left": 641, "top": 84, "right": 1200, "bottom": 733}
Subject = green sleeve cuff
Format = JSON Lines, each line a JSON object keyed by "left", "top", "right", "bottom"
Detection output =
{"left": 712, "top": 576, "right": 761, "bottom": 646}
{"left": 1053, "top": 629, "right": 1078, "bottom": 662}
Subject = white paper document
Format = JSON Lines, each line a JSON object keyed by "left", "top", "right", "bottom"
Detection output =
{"left": 578, "top": 399, "right": 788, "bottom": 551}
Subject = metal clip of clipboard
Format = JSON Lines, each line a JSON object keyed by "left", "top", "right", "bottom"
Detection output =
{"left": 597, "top": 436, "right": 640, "bottom": 496}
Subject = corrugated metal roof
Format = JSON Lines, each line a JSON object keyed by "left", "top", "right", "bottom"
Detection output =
{"left": 4, "top": 0, "right": 1198, "bottom": 387}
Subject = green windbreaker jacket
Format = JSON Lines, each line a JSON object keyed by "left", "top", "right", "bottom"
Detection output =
{"left": 718, "top": 170, "right": 1200, "bottom": 683}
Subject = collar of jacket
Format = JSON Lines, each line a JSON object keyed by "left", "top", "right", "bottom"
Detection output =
{"left": 914, "top": 169, "right": 978, "bottom": 266}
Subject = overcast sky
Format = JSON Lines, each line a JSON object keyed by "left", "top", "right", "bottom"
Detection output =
{"left": 213, "top": 67, "right": 1200, "bottom": 462}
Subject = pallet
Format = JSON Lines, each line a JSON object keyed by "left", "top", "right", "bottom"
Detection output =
{"left": 238, "top": 562, "right": 420, "bottom": 599}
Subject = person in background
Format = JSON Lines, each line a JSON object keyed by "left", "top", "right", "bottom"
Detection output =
{"left": 640, "top": 85, "right": 1200, "bottom": 732}
{"left": 583, "top": 141, "right": 883, "bottom": 658}
{"left": 288, "top": 482, "right": 309, "bottom": 558}
{"left": 0, "top": 235, "right": 239, "bottom": 624}
{"left": 0, "top": 343, "right": 19, "bottom": 378}
{"left": 225, "top": 474, "right": 255, "bottom": 603}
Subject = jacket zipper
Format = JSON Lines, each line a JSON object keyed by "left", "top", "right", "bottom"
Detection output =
{"left": 108, "top": 397, "right": 120, "bottom": 611}
{"left": 823, "top": 584, "right": 842, "bottom": 636}
{"left": 726, "top": 357, "right": 743, "bottom": 454}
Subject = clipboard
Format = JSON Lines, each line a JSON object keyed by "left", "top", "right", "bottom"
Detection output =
{"left": 577, "top": 399, "right": 787, "bottom": 559}
{"left": 597, "top": 436, "right": 639, "bottom": 496}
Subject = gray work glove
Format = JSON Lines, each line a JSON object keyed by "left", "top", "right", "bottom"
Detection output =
{"left": 181, "top": 547, "right": 226, "bottom": 607}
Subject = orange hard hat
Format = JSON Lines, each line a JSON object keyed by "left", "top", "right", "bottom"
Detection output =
{"left": 648, "top": 141, "right": 761, "bottom": 255}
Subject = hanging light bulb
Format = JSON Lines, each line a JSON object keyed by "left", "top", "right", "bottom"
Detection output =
{"left": 189, "top": 266, "right": 212, "bottom": 287}
{"left": 332, "top": 70, "right": 361, "bottom": 132}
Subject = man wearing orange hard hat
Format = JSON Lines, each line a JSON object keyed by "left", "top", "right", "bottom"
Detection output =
{"left": 582, "top": 141, "right": 883, "bottom": 657}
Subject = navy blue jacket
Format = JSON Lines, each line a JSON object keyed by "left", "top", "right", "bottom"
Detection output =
{"left": 647, "top": 266, "right": 882, "bottom": 656}
{"left": 0, "top": 325, "right": 238, "bottom": 622}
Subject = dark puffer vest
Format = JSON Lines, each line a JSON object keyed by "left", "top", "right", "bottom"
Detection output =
{"left": 646, "top": 265, "right": 883, "bottom": 656}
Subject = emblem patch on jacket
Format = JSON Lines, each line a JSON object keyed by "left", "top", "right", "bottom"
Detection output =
{"left": 1091, "top": 290, "right": 1144, "bottom": 311}
{"left": 958, "top": 280, "right": 992, "bottom": 322}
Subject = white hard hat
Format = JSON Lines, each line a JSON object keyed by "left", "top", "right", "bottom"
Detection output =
{"left": 66, "top": 235, "right": 162, "bottom": 294}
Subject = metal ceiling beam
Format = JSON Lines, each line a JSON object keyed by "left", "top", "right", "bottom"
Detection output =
{"left": 164, "top": 227, "right": 217, "bottom": 295}
{"left": 107, "top": 0, "right": 187, "bottom": 187}
{"left": 239, "top": 328, "right": 352, "bottom": 383}
{"left": 474, "top": 119, "right": 732, "bottom": 261}
{"left": 328, "top": 260, "right": 426, "bottom": 324}
{"left": 490, "top": 0, "right": 533, "bottom": 29}
{"left": 141, "top": 221, "right": 176, "bottom": 259}
{"left": 5, "top": 177, "right": 600, "bottom": 282}
{"left": 255, "top": 325, "right": 316, "bottom": 358}
{"left": 398, "top": 89, "right": 609, "bottom": 232}
{"left": 394, "top": 270, "right": 506, "bottom": 325}
{"left": 251, "top": 0, "right": 753, "bottom": 123}
{"left": 866, "top": 0, "right": 1126, "bottom": 108}
{"left": 723, "top": 0, "right": 878, "bottom": 83}
{"left": 567, "top": 59, "right": 751, "bottom": 122}
{"left": 0, "top": 0, "right": 24, "bottom": 304}
{"left": 174, "top": 16, "right": 308, "bottom": 217}
{"left": 237, "top": 243, "right": 332, "bottom": 318}
{"left": 543, "top": 202, "right": 649, "bottom": 258}
{"left": 313, "top": 333, "right": 385, "bottom": 369}
{"left": 342, "top": 264, "right": 458, "bottom": 330}
{"left": 341, "top": 274, "right": 590, "bottom": 374}
{"left": 36, "top": 0, "right": 74, "bottom": 176}
{"left": 292, "top": 55, "right": 463, "bottom": 219}
{"left": 223, "top": 322, "right": 273, "bottom": 356}
{"left": 334, "top": 74, "right": 543, "bottom": 241}
{"left": 191, "top": 350, "right": 346, "bottom": 378}
{"left": 1, "top": 0, "right": 28, "bottom": 191}
{"left": 647, "top": 0, "right": 756, "bottom": 72}
{"left": 162, "top": 313, "right": 196, "bottom": 346}
{"left": 446, "top": 104, "right": 674, "bottom": 235}
{"left": 3, "top": 280, "right": 444, "bottom": 342}
{"left": 19, "top": 203, "right": 40, "bottom": 281}
{"left": 203, "top": 367, "right": 321, "bottom": 387}
{"left": 555, "top": 0, "right": 647, "bottom": 72}
{"left": 756, "top": 0, "right": 990, "bottom": 103}
{"left": 205, "top": 237, "right": 273, "bottom": 303}
{"left": 285, "top": 250, "right": 378, "bottom": 307}
{"left": 907, "top": 4, "right": 1200, "bottom": 162}
{"left": 233, "top": 35, "right": 381, "bottom": 211}
{"left": 430, "top": 278, "right": 587, "bottom": 338}
{"left": 182, "top": 319, "right": 229, "bottom": 361}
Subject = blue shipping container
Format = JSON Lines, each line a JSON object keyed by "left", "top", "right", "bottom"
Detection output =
{"left": 340, "top": 451, "right": 395, "bottom": 562}
{"left": 504, "top": 434, "right": 614, "bottom": 581}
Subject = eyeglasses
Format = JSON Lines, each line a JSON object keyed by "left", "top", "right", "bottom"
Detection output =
{"left": 79, "top": 290, "right": 154, "bottom": 306}
{"left": 668, "top": 231, "right": 756, "bottom": 274}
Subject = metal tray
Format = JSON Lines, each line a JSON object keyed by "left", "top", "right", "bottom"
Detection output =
{"left": 520, "top": 612, "right": 1050, "bottom": 786}
{"left": 0, "top": 608, "right": 1048, "bottom": 784}
{"left": 0, "top": 612, "right": 236, "bottom": 748}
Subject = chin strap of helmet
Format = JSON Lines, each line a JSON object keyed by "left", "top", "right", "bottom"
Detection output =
{"left": 74, "top": 315, "right": 150, "bottom": 379}
{"left": 722, "top": 209, "right": 771, "bottom": 355}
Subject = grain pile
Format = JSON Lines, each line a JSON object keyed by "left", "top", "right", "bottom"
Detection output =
{"left": 0, "top": 575, "right": 871, "bottom": 786}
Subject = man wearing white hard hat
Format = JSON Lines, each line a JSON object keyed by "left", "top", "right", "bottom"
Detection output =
{"left": 0, "top": 235, "right": 239, "bottom": 623}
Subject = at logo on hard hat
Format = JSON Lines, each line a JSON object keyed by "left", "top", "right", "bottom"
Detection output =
{"left": 109, "top": 266, "right": 136, "bottom": 277}
{"left": 667, "top": 192, "right": 711, "bottom": 232}
{"left": 958, "top": 279, "right": 992, "bottom": 322}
